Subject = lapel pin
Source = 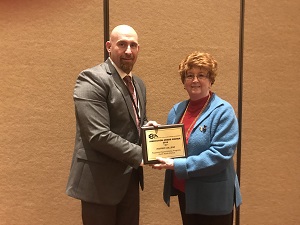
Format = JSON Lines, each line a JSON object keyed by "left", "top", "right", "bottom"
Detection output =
{"left": 200, "top": 125, "right": 207, "bottom": 132}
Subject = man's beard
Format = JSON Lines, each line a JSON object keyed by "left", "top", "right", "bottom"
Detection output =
{"left": 120, "top": 62, "right": 134, "bottom": 74}
{"left": 120, "top": 56, "right": 136, "bottom": 74}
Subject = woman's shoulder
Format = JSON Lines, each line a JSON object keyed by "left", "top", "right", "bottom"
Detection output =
{"left": 173, "top": 100, "right": 189, "bottom": 110}
{"left": 211, "top": 93, "right": 234, "bottom": 109}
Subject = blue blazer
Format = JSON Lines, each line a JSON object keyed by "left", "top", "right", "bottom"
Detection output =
{"left": 163, "top": 93, "right": 242, "bottom": 215}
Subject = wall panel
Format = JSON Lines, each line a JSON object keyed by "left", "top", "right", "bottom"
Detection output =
{"left": 0, "top": 1, "right": 103, "bottom": 224}
{"left": 241, "top": 1, "right": 300, "bottom": 224}
{"left": 109, "top": 1, "right": 240, "bottom": 224}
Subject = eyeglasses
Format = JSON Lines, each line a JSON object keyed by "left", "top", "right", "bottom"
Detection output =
{"left": 185, "top": 74, "right": 209, "bottom": 81}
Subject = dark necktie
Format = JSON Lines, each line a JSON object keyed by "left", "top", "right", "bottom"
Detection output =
{"left": 123, "top": 75, "right": 140, "bottom": 130}
{"left": 123, "top": 76, "right": 136, "bottom": 104}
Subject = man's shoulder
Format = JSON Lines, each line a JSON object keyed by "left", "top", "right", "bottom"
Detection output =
{"left": 82, "top": 61, "right": 109, "bottom": 74}
{"left": 78, "top": 61, "right": 116, "bottom": 81}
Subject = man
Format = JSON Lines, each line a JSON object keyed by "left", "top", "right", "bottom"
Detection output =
{"left": 66, "top": 25, "right": 157, "bottom": 225}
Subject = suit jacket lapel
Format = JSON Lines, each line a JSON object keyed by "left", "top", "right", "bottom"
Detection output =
{"left": 105, "top": 60, "right": 139, "bottom": 128}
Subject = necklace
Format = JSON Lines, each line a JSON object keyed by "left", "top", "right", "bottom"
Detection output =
{"left": 180, "top": 93, "right": 211, "bottom": 140}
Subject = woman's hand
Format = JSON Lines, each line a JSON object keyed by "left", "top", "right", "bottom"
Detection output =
{"left": 151, "top": 157, "right": 174, "bottom": 170}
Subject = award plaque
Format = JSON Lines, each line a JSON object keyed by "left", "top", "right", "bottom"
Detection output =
{"left": 141, "top": 124, "right": 187, "bottom": 164}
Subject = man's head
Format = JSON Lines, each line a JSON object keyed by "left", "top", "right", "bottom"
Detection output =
{"left": 106, "top": 25, "right": 140, "bottom": 74}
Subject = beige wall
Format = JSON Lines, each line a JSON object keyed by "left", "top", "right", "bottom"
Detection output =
{"left": 0, "top": 0, "right": 299, "bottom": 224}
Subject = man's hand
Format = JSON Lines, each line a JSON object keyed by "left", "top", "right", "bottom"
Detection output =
{"left": 144, "top": 120, "right": 160, "bottom": 127}
{"left": 140, "top": 159, "right": 144, "bottom": 167}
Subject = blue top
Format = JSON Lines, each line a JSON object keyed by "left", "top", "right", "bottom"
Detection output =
{"left": 163, "top": 93, "right": 242, "bottom": 215}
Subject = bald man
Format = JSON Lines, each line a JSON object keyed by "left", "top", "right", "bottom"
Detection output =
{"left": 66, "top": 25, "right": 157, "bottom": 225}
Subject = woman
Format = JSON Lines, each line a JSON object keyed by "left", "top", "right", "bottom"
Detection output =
{"left": 152, "top": 52, "right": 242, "bottom": 225}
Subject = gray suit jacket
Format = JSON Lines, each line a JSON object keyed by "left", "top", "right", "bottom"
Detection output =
{"left": 66, "top": 59, "right": 147, "bottom": 205}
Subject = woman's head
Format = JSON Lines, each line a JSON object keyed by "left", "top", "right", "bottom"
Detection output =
{"left": 179, "top": 52, "right": 218, "bottom": 85}
{"left": 179, "top": 52, "right": 218, "bottom": 100}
